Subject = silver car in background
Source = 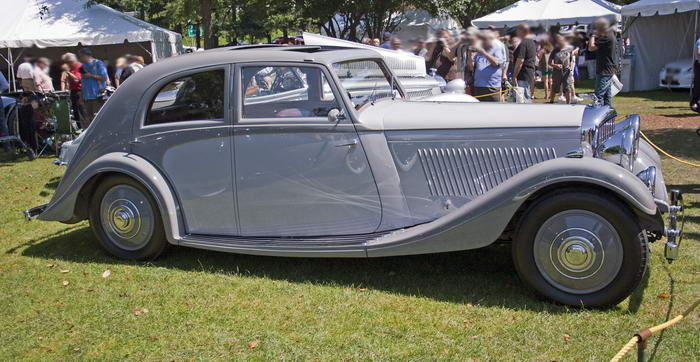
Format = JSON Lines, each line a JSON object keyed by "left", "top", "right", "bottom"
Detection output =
{"left": 27, "top": 45, "right": 683, "bottom": 308}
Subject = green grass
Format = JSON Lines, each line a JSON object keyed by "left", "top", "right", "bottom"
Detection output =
{"left": 1, "top": 92, "right": 699, "bottom": 360}
{"left": 538, "top": 79, "right": 694, "bottom": 116}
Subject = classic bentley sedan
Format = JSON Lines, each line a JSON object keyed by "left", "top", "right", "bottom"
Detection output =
{"left": 26, "top": 45, "right": 683, "bottom": 307}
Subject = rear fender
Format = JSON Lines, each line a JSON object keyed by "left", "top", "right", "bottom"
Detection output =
{"left": 38, "top": 152, "right": 182, "bottom": 244}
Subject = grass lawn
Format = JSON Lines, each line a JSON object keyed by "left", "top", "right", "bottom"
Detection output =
{"left": 1, "top": 90, "right": 699, "bottom": 360}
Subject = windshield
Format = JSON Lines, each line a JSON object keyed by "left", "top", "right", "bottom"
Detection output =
{"left": 331, "top": 59, "right": 401, "bottom": 106}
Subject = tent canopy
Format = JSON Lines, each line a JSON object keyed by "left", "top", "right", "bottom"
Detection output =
{"left": 620, "top": 0, "right": 700, "bottom": 91}
{"left": 472, "top": 0, "right": 621, "bottom": 28}
{"left": 0, "top": 0, "right": 182, "bottom": 60}
{"left": 622, "top": 0, "right": 700, "bottom": 17}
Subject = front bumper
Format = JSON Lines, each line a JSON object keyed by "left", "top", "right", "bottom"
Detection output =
{"left": 664, "top": 189, "right": 685, "bottom": 262}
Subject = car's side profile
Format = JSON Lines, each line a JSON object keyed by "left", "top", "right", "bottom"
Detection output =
{"left": 27, "top": 46, "right": 683, "bottom": 307}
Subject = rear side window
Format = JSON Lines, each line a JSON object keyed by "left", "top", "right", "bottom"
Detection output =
{"left": 147, "top": 69, "right": 225, "bottom": 125}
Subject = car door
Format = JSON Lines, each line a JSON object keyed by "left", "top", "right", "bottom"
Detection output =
{"left": 133, "top": 66, "right": 239, "bottom": 236}
{"left": 233, "top": 62, "right": 381, "bottom": 237}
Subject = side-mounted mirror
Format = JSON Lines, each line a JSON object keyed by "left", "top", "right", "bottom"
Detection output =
{"left": 327, "top": 108, "right": 345, "bottom": 123}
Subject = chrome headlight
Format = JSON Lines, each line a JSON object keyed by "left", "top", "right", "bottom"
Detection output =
{"left": 636, "top": 166, "right": 657, "bottom": 195}
{"left": 595, "top": 128, "right": 638, "bottom": 170}
{"left": 594, "top": 115, "right": 640, "bottom": 171}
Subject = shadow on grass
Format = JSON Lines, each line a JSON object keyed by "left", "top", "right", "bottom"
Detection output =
{"left": 643, "top": 129, "right": 700, "bottom": 160}
{"left": 15, "top": 226, "right": 584, "bottom": 313}
{"left": 39, "top": 176, "right": 61, "bottom": 197}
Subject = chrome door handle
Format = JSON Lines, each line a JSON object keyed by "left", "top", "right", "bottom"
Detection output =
{"left": 334, "top": 139, "right": 358, "bottom": 147}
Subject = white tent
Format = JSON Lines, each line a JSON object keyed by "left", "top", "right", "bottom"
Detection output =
{"left": 622, "top": 0, "right": 700, "bottom": 16}
{"left": 622, "top": 0, "right": 700, "bottom": 91}
{"left": 391, "top": 10, "right": 462, "bottom": 43}
{"left": 321, "top": 10, "right": 461, "bottom": 44}
{"left": 472, "top": 0, "right": 621, "bottom": 29}
{"left": 1, "top": 0, "right": 183, "bottom": 89}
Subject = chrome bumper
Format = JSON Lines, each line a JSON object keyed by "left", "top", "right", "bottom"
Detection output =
{"left": 23, "top": 204, "right": 48, "bottom": 221}
{"left": 664, "top": 190, "right": 684, "bottom": 262}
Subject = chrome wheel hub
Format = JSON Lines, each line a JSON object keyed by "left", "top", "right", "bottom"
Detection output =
{"left": 558, "top": 237, "right": 595, "bottom": 272}
{"left": 108, "top": 202, "right": 140, "bottom": 237}
{"left": 534, "top": 210, "right": 623, "bottom": 294}
{"left": 100, "top": 185, "right": 154, "bottom": 250}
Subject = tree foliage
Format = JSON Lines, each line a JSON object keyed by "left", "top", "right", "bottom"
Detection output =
{"left": 84, "top": 0, "right": 642, "bottom": 48}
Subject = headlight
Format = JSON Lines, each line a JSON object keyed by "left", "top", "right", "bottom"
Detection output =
{"left": 636, "top": 166, "right": 657, "bottom": 195}
{"left": 594, "top": 115, "right": 640, "bottom": 171}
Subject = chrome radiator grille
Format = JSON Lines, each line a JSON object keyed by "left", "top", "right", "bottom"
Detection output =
{"left": 596, "top": 117, "right": 616, "bottom": 146}
{"left": 407, "top": 88, "right": 440, "bottom": 98}
{"left": 417, "top": 147, "right": 557, "bottom": 197}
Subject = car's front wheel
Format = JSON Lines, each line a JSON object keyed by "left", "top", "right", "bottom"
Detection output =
{"left": 89, "top": 175, "right": 167, "bottom": 260}
{"left": 513, "top": 189, "right": 648, "bottom": 307}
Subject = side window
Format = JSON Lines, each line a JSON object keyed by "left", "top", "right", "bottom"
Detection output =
{"left": 147, "top": 69, "right": 224, "bottom": 125}
{"left": 241, "top": 66, "right": 339, "bottom": 119}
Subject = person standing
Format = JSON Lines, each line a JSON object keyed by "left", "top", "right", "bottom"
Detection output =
{"left": 426, "top": 37, "right": 455, "bottom": 81}
{"left": 118, "top": 55, "right": 143, "bottom": 85}
{"left": 470, "top": 31, "right": 506, "bottom": 102}
{"left": 588, "top": 17, "right": 617, "bottom": 107}
{"left": 16, "top": 54, "right": 36, "bottom": 91}
{"left": 692, "top": 35, "right": 700, "bottom": 112}
{"left": 389, "top": 38, "right": 404, "bottom": 52}
{"left": 538, "top": 38, "right": 554, "bottom": 100}
{"left": 511, "top": 23, "right": 538, "bottom": 101}
{"left": 32, "top": 58, "right": 54, "bottom": 93}
{"left": 380, "top": 32, "right": 392, "bottom": 49}
{"left": 114, "top": 57, "right": 127, "bottom": 88}
{"left": 0, "top": 71, "right": 9, "bottom": 144}
{"left": 549, "top": 34, "right": 577, "bottom": 104}
{"left": 78, "top": 48, "right": 108, "bottom": 126}
{"left": 61, "top": 53, "right": 88, "bottom": 129}
{"left": 412, "top": 37, "right": 428, "bottom": 57}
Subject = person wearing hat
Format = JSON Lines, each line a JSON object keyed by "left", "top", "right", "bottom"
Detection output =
{"left": 78, "top": 48, "right": 108, "bottom": 127}
{"left": 469, "top": 30, "right": 506, "bottom": 102}
{"left": 380, "top": 32, "right": 393, "bottom": 49}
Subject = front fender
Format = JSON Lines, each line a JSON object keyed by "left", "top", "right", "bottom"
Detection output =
{"left": 366, "top": 157, "right": 658, "bottom": 257}
{"left": 514, "top": 157, "right": 658, "bottom": 215}
{"left": 38, "top": 152, "right": 182, "bottom": 244}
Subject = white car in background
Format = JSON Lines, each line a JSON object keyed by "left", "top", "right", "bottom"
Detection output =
{"left": 659, "top": 59, "right": 693, "bottom": 89}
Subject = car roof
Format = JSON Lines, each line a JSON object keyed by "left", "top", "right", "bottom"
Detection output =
{"left": 119, "top": 45, "right": 384, "bottom": 97}
{"left": 162, "top": 45, "right": 381, "bottom": 69}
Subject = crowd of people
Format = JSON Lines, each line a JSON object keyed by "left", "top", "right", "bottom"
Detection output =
{"left": 366, "top": 17, "right": 619, "bottom": 106}
{"left": 10, "top": 48, "right": 147, "bottom": 129}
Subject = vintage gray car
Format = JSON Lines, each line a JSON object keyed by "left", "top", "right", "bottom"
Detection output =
{"left": 26, "top": 45, "right": 683, "bottom": 307}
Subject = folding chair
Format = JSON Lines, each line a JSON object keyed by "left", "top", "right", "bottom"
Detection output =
{"left": 51, "top": 92, "right": 78, "bottom": 157}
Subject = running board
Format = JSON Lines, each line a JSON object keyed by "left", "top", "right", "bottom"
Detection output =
{"left": 177, "top": 231, "right": 395, "bottom": 258}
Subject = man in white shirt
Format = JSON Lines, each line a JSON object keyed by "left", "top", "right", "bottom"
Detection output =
{"left": 16, "top": 55, "right": 36, "bottom": 91}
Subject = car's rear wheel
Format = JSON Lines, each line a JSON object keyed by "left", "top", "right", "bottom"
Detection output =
{"left": 513, "top": 189, "right": 648, "bottom": 307}
{"left": 89, "top": 175, "right": 167, "bottom": 260}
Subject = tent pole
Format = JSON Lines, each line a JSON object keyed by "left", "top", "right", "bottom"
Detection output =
{"left": 694, "top": 11, "right": 698, "bottom": 96}
{"left": 8, "top": 48, "right": 14, "bottom": 92}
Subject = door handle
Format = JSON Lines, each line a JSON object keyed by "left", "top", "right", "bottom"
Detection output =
{"left": 334, "top": 139, "right": 358, "bottom": 147}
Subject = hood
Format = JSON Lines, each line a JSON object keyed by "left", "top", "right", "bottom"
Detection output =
{"left": 663, "top": 59, "right": 693, "bottom": 69}
{"left": 356, "top": 99, "right": 585, "bottom": 131}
